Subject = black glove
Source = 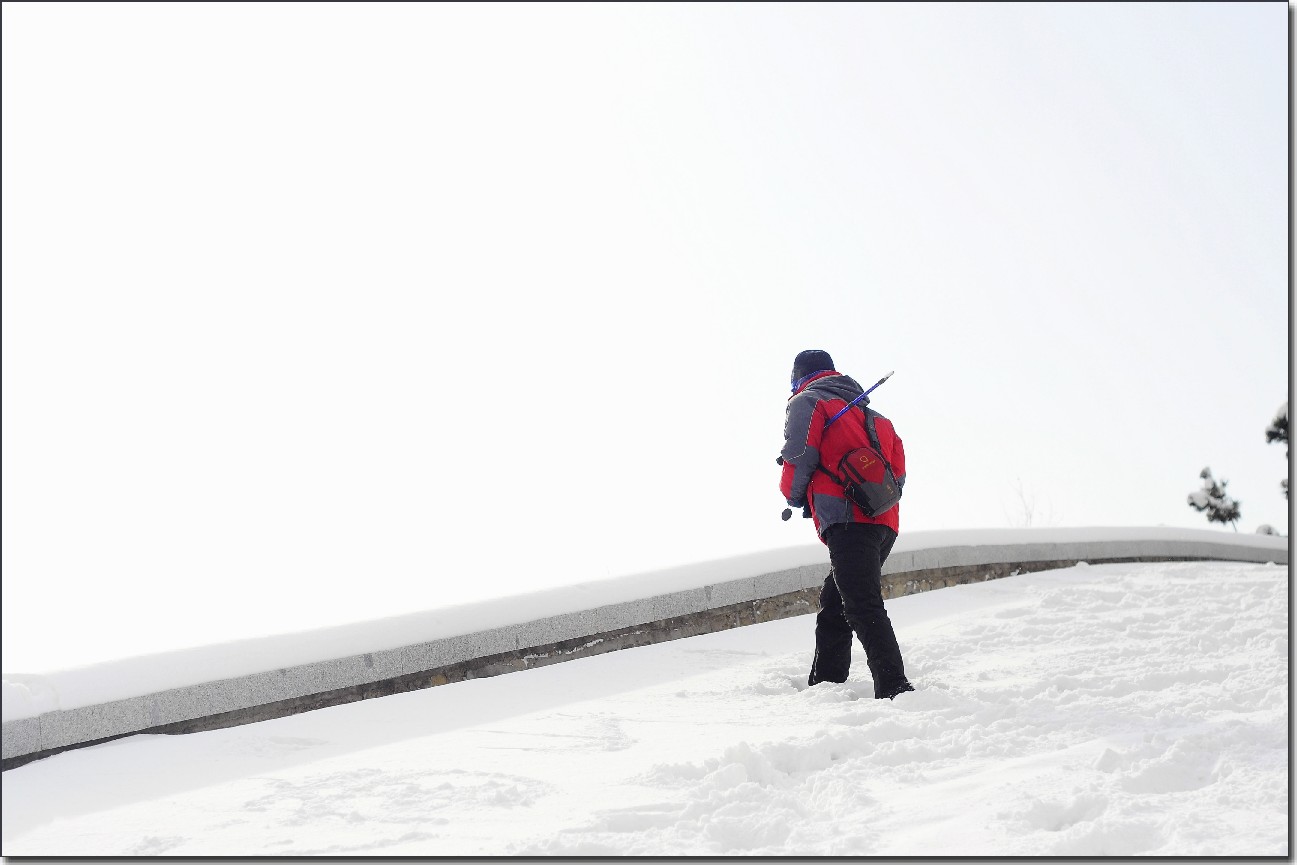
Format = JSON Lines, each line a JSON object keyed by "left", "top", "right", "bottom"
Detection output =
{"left": 781, "top": 504, "right": 813, "bottom": 521}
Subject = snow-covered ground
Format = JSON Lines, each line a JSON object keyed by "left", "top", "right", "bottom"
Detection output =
{"left": 1, "top": 559, "right": 1287, "bottom": 857}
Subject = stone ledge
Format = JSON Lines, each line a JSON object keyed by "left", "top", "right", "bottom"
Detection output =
{"left": 1, "top": 588, "right": 822, "bottom": 770}
{"left": 3, "top": 534, "right": 1286, "bottom": 769}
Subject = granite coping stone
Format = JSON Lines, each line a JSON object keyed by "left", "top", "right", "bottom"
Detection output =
{"left": 146, "top": 678, "right": 254, "bottom": 729}
{"left": 3, "top": 535, "right": 1287, "bottom": 765}
{"left": 243, "top": 654, "right": 382, "bottom": 708}
{"left": 0, "top": 716, "right": 40, "bottom": 760}
{"left": 39, "top": 696, "right": 150, "bottom": 752}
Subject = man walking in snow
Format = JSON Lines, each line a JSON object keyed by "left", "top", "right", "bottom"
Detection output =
{"left": 780, "top": 349, "right": 915, "bottom": 700}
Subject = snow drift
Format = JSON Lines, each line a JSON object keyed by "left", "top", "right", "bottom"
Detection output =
{"left": 2, "top": 559, "right": 1287, "bottom": 856}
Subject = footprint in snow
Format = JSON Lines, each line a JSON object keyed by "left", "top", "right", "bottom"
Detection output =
{"left": 1011, "top": 793, "right": 1109, "bottom": 832}
{"left": 126, "top": 836, "right": 187, "bottom": 856}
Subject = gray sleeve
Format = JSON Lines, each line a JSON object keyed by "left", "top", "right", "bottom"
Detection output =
{"left": 781, "top": 393, "right": 821, "bottom": 505}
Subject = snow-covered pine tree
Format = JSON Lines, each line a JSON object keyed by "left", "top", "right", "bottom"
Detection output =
{"left": 1187, "top": 467, "right": 1241, "bottom": 531}
{"left": 1265, "top": 402, "right": 1288, "bottom": 500}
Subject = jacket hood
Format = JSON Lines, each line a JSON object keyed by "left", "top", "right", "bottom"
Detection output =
{"left": 798, "top": 372, "right": 868, "bottom": 407}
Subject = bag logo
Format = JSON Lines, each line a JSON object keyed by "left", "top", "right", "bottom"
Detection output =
{"left": 854, "top": 453, "right": 876, "bottom": 471}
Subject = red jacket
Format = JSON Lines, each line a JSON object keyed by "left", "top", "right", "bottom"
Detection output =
{"left": 780, "top": 370, "right": 906, "bottom": 540}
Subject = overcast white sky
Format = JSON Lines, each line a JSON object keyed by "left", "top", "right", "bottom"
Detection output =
{"left": 2, "top": 2, "right": 1289, "bottom": 670}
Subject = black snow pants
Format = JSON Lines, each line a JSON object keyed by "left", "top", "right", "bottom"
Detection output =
{"left": 809, "top": 522, "right": 912, "bottom": 699}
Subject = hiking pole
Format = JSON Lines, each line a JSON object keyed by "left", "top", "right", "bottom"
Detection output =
{"left": 821, "top": 370, "right": 894, "bottom": 432}
{"left": 778, "top": 370, "right": 895, "bottom": 521}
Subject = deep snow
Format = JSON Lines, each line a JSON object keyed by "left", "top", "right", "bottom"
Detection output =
{"left": 1, "top": 559, "right": 1287, "bottom": 857}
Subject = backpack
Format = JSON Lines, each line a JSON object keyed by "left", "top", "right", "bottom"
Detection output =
{"left": 818, "top": 407, "right": 902, "bottom": 518}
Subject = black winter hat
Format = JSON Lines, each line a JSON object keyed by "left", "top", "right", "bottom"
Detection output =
{"left": 791, "top": 349, "right": 835, "bottom": 385}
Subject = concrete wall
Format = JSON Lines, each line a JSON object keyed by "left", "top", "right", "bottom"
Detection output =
{"left": 3, "top": 530, "right": 1286, "bottom": 769}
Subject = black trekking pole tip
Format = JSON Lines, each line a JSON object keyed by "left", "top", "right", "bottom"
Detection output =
{"left": 781, "top": 508, "right": 793, "bottom": 521}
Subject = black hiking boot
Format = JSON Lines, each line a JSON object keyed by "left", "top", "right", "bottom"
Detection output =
{"left": 878, "top": 681, "right": 915, "bottom": 700}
